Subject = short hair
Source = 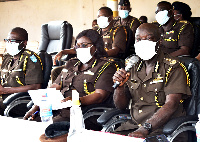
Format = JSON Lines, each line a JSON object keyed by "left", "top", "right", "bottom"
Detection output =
{"left": 11, "top": 27, "right": 28, "bottom": 41}
{"left": 75, "top": 29, "right": 108, "bottom": 59}
{"left": 172, "top": 1, "right": 192, "bottom": 20}
{"left": 137, "top": 23, "right": 161, "bottom": 41}
{"left": 158, "top": 1, "right": 173, "bottom": 9}
{"left": 98, "top": 7, "right": 113, "bottom": 16}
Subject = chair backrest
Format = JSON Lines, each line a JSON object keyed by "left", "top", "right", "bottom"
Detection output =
{"left": 178, "top": 57, "right": 200, "bottom": 115}
{"left": 38, "top": 21, "right": 73, "bottom": 54}
{"left": 189, "top": 17, "right": 200, "bottom": 58}
{"left": 38, "top": 51, "right": 53, "bottom": 89}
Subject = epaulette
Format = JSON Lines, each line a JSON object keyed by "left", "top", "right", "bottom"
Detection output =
{"left": 178, "top": 20, "right": 188, "bottom": 24}
{"left": 163, "top": 58, "right": 179, "bottom": 67}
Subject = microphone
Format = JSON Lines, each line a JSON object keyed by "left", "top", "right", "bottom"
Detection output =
{"left": 113, "top": 55, "right": 139, "bottom": 89}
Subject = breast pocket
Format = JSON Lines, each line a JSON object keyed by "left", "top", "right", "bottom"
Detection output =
{"left": 10, "top": 70, "right": 25, "bottom": 85}
{"left": 147, "top": 82, "right": 165, "bottom": 105}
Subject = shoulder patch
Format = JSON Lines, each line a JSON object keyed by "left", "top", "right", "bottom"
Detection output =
{"left": 30, "top": 54, "right": 37, "bottom": 63}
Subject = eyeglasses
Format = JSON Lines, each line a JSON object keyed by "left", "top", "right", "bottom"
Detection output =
{"left": 74, "top": 42, "right": 93, "bottom": 49}
{"left": 4, "top": 39, "right": 24, "bottom": 43}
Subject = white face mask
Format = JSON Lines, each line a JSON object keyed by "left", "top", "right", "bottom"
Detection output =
{"left": 155, "top": 10, "right": 170, "bottom": 25}
{"left": 76, "top": 45, "right": 94, "bottom": 64}
{"left": 97, "top": 16, "right": 110, "bottom": 29}
{"left": 118, "top": 10, "right": 129, "bottom": 19}
{"left": 134, "top": 40, "right": 157, "bottom": 60}
{"left": 6, "top": 42, "right": 23, "bottom": 56}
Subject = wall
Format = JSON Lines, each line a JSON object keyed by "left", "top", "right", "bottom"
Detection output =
{"left": 0, "top": 0, "right": 199, "bottom": 44}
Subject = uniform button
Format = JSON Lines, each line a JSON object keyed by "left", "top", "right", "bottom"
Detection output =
{"left": 144, "top": 84, "right": 146, "bottom": 87}
{"left": 138, "top": 124, "right": 142, "bottom": 127}
{"left": 140, "top": 97, "right": 143, "bottom": 100}
{"left": 74, "top": 72, "right": 77, "bottom": 76}
{"left": 131, "top": 86, "right": 134, "bottom": 89}
{"left": 139, "top": 110, "right": 142, "bottom": 113}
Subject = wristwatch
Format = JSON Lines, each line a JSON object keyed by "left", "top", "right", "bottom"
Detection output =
{"left": 143, "top": 123, "right": 152, "bottom": 133}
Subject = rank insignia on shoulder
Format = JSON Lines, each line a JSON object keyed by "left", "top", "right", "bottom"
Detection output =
{"left": 30, "top": 55, "right": 37, "bottom": 63}
{"left": 25, "top": 51, "right": 32, "bottom": 54}
{"left": 170, "top": 60, "right": 177, "bottom": 65}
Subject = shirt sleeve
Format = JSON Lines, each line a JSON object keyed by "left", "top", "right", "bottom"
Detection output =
{"left": 112, "top": 26, "right": 127, "bottom": 52}
{"left": 178, "top": 22, "right": 194, "bottom": 50}
{"left": 25, "top": 54, "right": 43, "bottom": 85}
{"left": 95, "top": 63, "right": 117, "bottom": 93}
{"left": 164, "top": 64, "right": 191, "bottom": 99}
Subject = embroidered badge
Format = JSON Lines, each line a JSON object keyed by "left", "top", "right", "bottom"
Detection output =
{"left": 150, "top": 73, "right": 164, "bottom": 84}
{"left": 30, "top": 55, "right": 37, "bottom": 63}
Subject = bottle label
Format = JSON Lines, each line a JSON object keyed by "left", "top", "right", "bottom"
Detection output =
{"left": 40, "top": 103, "right": 52, "bottom": 117}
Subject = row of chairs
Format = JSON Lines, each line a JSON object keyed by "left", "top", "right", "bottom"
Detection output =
{"left": 2, "top": 18, "right": 200, "bottom": 142}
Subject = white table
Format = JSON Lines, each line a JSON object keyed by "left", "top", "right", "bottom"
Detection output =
{"left": 0, "top": 116, "right": 145, "bottom": 142}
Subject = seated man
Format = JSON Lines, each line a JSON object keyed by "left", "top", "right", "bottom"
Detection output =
{"left": 155, "top": 1, "right": 194, "bottom": 57}
{"left": 0, "top": 27, "right": 43, "bottom": 115}
{"left": 24, "top": 29, "right": 117, "bottom": 130}
{"left": 112, "top": 23, "right": 191, "bottom": 141}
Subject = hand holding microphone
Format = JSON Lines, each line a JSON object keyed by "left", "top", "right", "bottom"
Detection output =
{"left": 113, "top": 55, "right": 139, "bottom": 89}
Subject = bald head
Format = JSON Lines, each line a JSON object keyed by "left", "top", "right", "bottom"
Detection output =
{"left": 136, "top": 23, "right": 161, "bottom": 42}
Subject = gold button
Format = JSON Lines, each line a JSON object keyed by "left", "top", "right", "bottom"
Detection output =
{"left": 144, "top": 84, "right": 146, "bottom": 87}
{"left": 140, "top": 97, "right": 143, "bottom": 100}
{"left": 138, "top": 124, "right": 142, "bottom": 127}
{"left": 131, "top": 86, "right": 134, "bottom": 89}
{"left": 139, "top": 110, "right": 142, "bottom": 113}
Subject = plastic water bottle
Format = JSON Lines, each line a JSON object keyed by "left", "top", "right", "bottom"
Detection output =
{"left": 40, "top": 93, "right": 53, "bottom": 124}
{"left": 67, "top": 90, "right": 85, "bottom": 142}
{"left": 196, "top": 114, "right": 200, "bottom": 142}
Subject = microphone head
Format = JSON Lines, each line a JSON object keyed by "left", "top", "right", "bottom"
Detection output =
{"left": 125, "top": 55, "right": 139, "bottom": 71}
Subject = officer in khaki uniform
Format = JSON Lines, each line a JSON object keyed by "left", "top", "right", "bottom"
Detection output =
{"left": 0, "top": 27, "right": 43, "bottom": 115}
{"left": 24, "top": 29, "right": 117, "bottom": 131}
{"left": 114, "top": 0, "right": 140, "bottom": 43}
{"left": 155, "top": 1, "right": 194, "bottom": 57}
{"left": 113, "top": 23, "right": 191, "bottom": 141}
{"left": 96, "top": 6, "right": 127, "bottom": 59}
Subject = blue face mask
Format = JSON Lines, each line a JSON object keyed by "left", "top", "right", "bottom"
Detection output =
{"left": 118, "top": 10, "right": 129, "bottom": 19}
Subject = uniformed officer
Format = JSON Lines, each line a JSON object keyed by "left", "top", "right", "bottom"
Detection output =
{"left": 172, "top": 1, "right": 192, "bottom": 21}
{"left": 114, "top": 0, "right": 140, "bottom": 44}
{"left": 155, "top": 1, "right": 194, "bottom": 57}
{"left": 112, "top": 23, "right": 191, "bottom": 141}
{"left": 24, "top": 29, "right": 117, "bottom": 129}
{"left": 0, "top": 27, "right": 43, "bottom": 115}
{"left": 51, "top": 6, "right": 127, "bottom": 83}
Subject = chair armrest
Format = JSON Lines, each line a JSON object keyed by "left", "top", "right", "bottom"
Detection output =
{"left": 97, "top": 108, "right": 130, "bottom": 125}
{"left": 27, "top": 101, "right": 34, "bottom": 109}
{"left": 163, "top": 115, "right": 198, "bottom": 135}
{"left": 3, "top": 92, "right": 30, "bottom": 106}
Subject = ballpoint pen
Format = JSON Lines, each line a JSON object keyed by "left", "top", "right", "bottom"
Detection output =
{"left": 28, "top": 111, "right": 39, "bottom": 121}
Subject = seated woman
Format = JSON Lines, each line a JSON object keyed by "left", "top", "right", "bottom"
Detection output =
{"left": 24, "top": 29, "right": 117, "bottom": 129}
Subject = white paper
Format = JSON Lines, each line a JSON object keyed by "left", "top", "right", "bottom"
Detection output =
{"left": 28, "top": 88, "right": 72, "bottom": 110}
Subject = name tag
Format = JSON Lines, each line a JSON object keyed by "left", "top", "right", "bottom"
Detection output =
{"left": 84, "top": 70, "right": 94, "bottom": 75}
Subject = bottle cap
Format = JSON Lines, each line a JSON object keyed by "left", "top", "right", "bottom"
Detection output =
{"left": 72, "top": 90, "right": 80, "bottom": 106}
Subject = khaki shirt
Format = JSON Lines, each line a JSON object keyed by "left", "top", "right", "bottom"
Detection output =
{"left": 0, "top": 49, "right": 43, "bottom": 87}
{"left": 97, "top": 26, "right": 127, "bottom": 59}
{"left": 125, "top": 51, "right": 191, "bottom": 125}
{"left": 159, "top": 20, "right": 194, "bottom": 54}
{"left": 114, "top": 15, "right": 141, "bottom": 35}
{"left": 55, "top": 57, "right": 117, "bottom": 99}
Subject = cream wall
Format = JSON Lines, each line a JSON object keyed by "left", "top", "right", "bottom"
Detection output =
{"left": 0, "top": 0, "right": 199, "bottom": 44}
